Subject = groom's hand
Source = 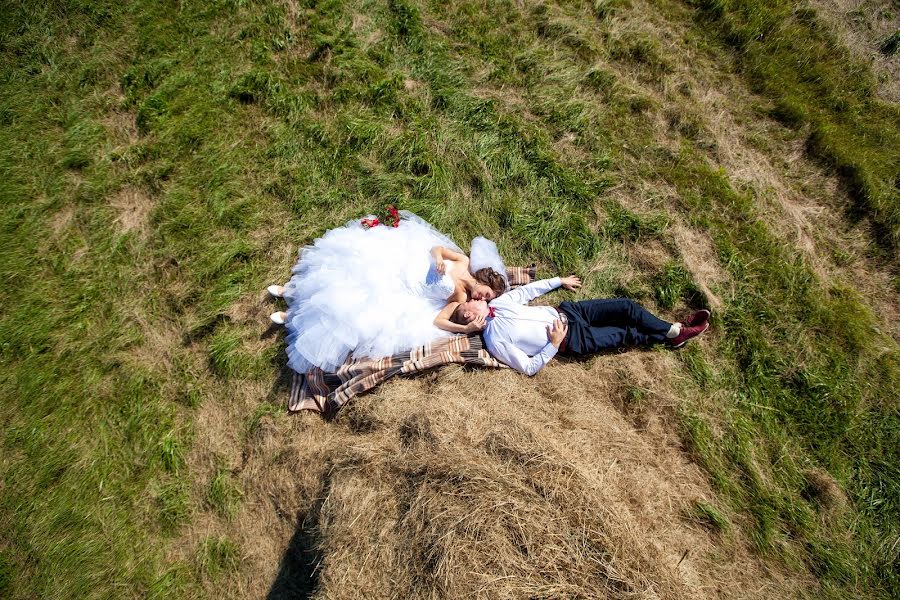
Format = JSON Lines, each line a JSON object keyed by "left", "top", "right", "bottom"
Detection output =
{"left": 561, "top": 275, "right": 582, "bottom": 290}
{"left": 547, "top": 319, "right": 568, "bottom": 348}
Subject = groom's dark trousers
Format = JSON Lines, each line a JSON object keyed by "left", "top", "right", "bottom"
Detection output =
{"left": 558, "top": 299, "right": 672, "bottom": 354}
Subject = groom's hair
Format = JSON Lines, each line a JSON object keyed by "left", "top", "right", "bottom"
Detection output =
{"left": 450, "top": 304, "right": 473, "bottom": 325}
{"left": 473, "top": 267, "right": 506, "bottom": 297}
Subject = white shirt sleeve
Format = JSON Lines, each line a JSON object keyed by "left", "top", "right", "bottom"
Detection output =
{"left": 488, "top": 338, "right": 558, "bottom": 376}
{"left": 497, "top": 277, "right": 562, "bottom": 306}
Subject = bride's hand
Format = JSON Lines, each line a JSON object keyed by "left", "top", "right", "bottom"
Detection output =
{"left": 466, "top": 315, "right": 487, "bottom": 332}
{"left": 435, "top": 257, "right": 445, "bottom": 275}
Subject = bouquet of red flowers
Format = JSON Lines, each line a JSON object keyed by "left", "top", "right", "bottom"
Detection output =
{"left": 361, "top": 205, "right": 401, "bottom": 229}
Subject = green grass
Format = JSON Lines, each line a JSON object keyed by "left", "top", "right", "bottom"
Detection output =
{"left": 664, "top": 151, "right": 899, "bottom": 594}
{"left": 0, "top": 0, "right": 897, "bottom": 598}
{"left": 155, "top": 478, "right": 191, "bottom": 531}
{"left": 652, "top": 261, "right": 702, "bottom": 310}
{"left": 196, "top": 535, "right": 240, "bottom": 578}
{"left": 206, "top": 466, "right": 243, "bottom": 520}
{"left": 689, "top": 500, "right": 731, "bottom": 533}
{"left": 601, "top": 202, "right": 669, "bottom": 242}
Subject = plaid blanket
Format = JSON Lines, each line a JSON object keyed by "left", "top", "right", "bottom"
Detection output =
{"left": 288, "top": 266, "right": 536, "bottom": 414}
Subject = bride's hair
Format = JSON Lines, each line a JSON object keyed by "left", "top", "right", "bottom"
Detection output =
{"left": 473, "top": 268, "right": 506, "bottom": 296}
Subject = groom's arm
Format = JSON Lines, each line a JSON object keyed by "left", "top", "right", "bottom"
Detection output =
{"left": 497, "top": 277, "right": 562, "bottom": 306}
{"left": 485, "top": 337, "right": 557, "bottom": 376}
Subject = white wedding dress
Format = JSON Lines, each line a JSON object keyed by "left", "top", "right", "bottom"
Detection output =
{"left": 282, "top": 211, "right": 505, "bottom": 374}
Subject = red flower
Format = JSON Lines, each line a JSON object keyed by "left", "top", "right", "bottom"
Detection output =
{"left": 387, "top": 205, "right": 400, "bottom": 227}
{"left": 362, "top": 206, "right": 401, "bottom": 228}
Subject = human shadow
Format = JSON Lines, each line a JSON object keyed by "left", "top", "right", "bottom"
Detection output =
{"left": 265, "top": 300, "right": 324, "bottom": 598}
{"left": 265, "top": 502, "right": 325, "bottom": 600}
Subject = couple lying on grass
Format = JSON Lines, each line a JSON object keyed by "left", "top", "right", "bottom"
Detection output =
{"left": 269, "top": 211, "right": 709, "bottom": 376}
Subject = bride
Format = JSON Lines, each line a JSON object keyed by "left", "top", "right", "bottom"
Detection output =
{"left": 268, "top": 211, "right": 507, "bottom": 374}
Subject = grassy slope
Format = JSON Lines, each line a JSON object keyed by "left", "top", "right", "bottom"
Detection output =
{"left": 690, "top": 0, "right": 900, "bottom": 253}
{"left": 0, "top": 0, "right": 897, "bottom": 598}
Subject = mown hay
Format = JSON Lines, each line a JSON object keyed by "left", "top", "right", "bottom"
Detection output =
{"left": 199, "top": 362, "right": 813, "bottom": 599}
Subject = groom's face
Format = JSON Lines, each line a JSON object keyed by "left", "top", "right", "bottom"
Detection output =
{"left": 461, "top": 299, "right": 489, "bottom": 321}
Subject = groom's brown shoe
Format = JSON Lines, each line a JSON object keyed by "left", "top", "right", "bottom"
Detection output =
{"left": 685, "top": 309, "right": 710, "bottom": 327}
{"left": 670, "top": 321, "right": 709, "bottom": 348}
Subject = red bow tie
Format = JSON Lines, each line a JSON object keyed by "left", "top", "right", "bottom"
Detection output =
{"left": 487, "top": 306, "right": 496, "bottom": 318}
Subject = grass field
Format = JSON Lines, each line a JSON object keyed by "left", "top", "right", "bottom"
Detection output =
{"left": 1, "top": 0, "right": 898, "bottom": 598}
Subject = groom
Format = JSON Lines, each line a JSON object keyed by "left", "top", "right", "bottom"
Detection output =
{"left": 451, "top": 275, "right": 710, "bottom": 375}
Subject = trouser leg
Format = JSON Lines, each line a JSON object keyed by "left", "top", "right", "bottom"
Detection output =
{"left": 559, "top": 299, "right": 673, "bottom": 355}
{"left": 576, "top": 298, "right": 672, "bottom": 338}
{"left": 585, "top": 325, "right": 654, "bottom": 351}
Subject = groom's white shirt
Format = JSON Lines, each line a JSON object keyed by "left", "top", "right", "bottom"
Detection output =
{"left": 483, "top": 277, "right": 563, "bottom": 376}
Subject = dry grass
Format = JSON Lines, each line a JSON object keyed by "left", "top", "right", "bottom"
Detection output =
{"left": 110, "top": 186, "right": 154, "bottom": 236}
{"left": 175, "top": 350, "right": 816, "bottom": 599}
{"left": 671, "top": 223, "right": 726, "bottom": 310}
{"left": 682, "top": 82, "right": 836, "bottom": 280}
{"left": 804, "top": 467, "right": 849, "bottom": 521}
{"left": 50, "top": 205, "right": 75, "bottom": 237}
{"left": 101, "top": 108, "right": 139, "bottom": 150}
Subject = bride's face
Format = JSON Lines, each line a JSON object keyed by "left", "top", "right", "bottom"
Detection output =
{"left": 471, "top": 284, "right": 496, "bottom": 301}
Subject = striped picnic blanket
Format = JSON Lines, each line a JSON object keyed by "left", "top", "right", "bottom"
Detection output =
{"left": 288, "top": 266, "right": 536, "bottom": 414}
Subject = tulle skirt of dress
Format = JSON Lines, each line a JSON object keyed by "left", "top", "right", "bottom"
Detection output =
{"left": 283, "top": 211, "right": 462, "bottom": 374}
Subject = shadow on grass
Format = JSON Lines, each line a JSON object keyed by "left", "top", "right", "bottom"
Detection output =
{"left": 266, "top": 504, "right": 324, "bottom": 600}
{"left": 267, "top": 326, "right": 325, "bottom": 598}
{"left": 268, "top": 363, "right": 294, "bottom": 394}
{"left": 267, "top": 453, "right": 360, "bottom": 599}
{"left": 261, "top": 329, "right": 318, "bottom": 592}
{"left": 554, "top": 333, "right": 700, "bottom": 366}
{"left": 260, "top": 322, "right": 284, "bottom": 341}
{"left": 266, "top": 315, "right": 293, "bottom": 403}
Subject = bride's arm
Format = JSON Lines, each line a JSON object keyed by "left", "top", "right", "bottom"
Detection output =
{"left": 434, "top": 301, "right": 483, "bottom": 334}
{"left": 430, "top": 245, "right": 469, "bottom": 274}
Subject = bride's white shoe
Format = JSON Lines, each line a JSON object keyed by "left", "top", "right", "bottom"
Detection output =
{"left": 270, "top": 311, "right": 287, "bottom": 325}
{"left": 267, "top": 285, "right": 286, "bottom": 298}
